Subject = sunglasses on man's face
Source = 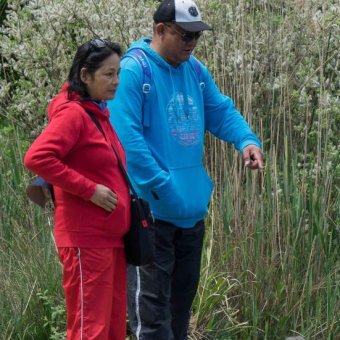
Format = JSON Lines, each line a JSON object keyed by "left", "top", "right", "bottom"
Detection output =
{"left": 164, "top": 23, "right": 202, "bottom": 43}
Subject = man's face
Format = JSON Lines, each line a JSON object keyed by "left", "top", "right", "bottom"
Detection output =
{"left": 161, "top": 23, "right": 202, "bottom": 66}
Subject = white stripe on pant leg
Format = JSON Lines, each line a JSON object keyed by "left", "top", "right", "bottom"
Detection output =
{"left": 77, "top": 248, "right": 84, "bottom": 340}
{"left": 135, "top": 266, "right": 142, "bottom": 340}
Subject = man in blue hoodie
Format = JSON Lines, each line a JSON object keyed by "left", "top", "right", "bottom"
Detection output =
{"left": 108, "top": 1, "right": 264, "bottom": 339}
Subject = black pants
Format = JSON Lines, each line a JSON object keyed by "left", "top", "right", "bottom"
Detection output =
{"left": 127, "top": 219, "right": 205, "bottom": 340}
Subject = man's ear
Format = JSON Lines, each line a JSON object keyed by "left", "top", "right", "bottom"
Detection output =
{"left": 155, "top": 23, "right": 166, "bottom": 37}
{"left": 80, "top": 67, "right": 88, "bottom": 84}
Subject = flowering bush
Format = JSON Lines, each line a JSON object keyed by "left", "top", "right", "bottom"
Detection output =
{"left": 0, "top": 0, "right": 155, "bottom": 136}
{"left": 1, "top": 0, "right": 338, "bottom": 165}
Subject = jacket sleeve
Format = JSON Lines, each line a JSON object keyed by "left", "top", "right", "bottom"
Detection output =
{"left": 24, "top": 109, "right": 96, "bottom": 200}
{"left": 108, "top": 59, "right": 170, "bottom": 194}
{"left": 201, "top": 65, "right": 262, "bottom": 151}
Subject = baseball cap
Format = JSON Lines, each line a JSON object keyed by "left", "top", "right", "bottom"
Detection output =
{"left": 153, "top": 0, "right": 212, "bottom": 32}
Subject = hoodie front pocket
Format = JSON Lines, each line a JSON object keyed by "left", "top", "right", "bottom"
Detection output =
{"left": 151, "top": 165, "right": 214, "bottom": 220}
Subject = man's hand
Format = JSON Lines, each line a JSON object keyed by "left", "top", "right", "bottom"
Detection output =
{"left": 242, "top": 145, "right": 264, "bottom": 170}
{"left": 90, "top": 184, "right": 118, "bottom": 212}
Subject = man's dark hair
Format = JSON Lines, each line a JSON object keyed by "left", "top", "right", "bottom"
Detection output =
{"left": 67, "top": 39, "right": 122, "bottom": 99}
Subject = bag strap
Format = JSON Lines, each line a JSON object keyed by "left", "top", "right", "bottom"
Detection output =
{"left": 84, "top": 109, "right": 139, "bottom": 198}
{"left": 189, "top": 55, "right": 205, "bottom": 91}
{"left": 124, "top": 48, "right": 204, "bottom": 93}
{"left": 123, "top": 48, "right": 152, "bottom": 95}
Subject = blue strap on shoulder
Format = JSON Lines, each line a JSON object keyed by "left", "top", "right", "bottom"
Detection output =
{"left": 123, "top": 48, "right": 152, "bottom": 94}
{"left": 189, "top": 55, "right": 205, "bottom": 91}
{"left": 123, "top": 48, "right": 152, "bottom": 126}
{"left": 124, "top": 49, "right": 205, "bottom": 94}
{"left": 122, "top": 49, "right": 204, "bottom": 126}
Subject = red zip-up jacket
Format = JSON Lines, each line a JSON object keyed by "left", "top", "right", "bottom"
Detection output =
{"left": 24, "top": 83, "right": 130, "bottom": 248}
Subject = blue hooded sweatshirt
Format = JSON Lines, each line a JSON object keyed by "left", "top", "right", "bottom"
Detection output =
{"left": 108, "top": 38, "right": 261, "bottom": 228}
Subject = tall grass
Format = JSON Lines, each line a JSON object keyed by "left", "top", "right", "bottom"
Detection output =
{"left": 1, "top": 127, "right": 337, "bottom": 339}
{"left": 0, "top": 129, "right": 65, "bottom": 339}
{"left": 193, "top": 144, "right": 338, "bottom": 339}
{"left": 191, "top": 1, "right": 339, "bottom": 339}
{"left": 0, "top": 0, "right": 339, "bottom": 339}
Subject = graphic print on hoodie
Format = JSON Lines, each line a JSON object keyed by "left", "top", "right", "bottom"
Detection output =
{"left": 168, "top": 92, "right": 201, "bottom": 146}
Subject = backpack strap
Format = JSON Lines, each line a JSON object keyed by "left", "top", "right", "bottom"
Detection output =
{"left": 189, "top": 55, "right": 205, "bottom": 91}
{"left": 122, "top": 50, "right": 205, "bottom": 127}
{"left": 123, "top": 48, "right": 152, "bottom": 94}
{"left": 124, "top": 49, "right": 204, "bottom": 94}
{"left": 123, "top": 48, "right": 152, "bottom": 126}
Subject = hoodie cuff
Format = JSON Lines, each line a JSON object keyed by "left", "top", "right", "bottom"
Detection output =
{"left": 80, "top": 182, "right": 97, "bottom": 201}
{"left": 239, "top": 139, "right": 262, "bottom": 152}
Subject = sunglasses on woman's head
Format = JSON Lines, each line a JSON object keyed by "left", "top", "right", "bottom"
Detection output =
{"left": 89, "top": 38, "right": 110, "bottom": 49}
{"left": 164, "top": 23, "right": 202, "bottom": 43}
{"left": 82, "top": 38, "right": 111, "bottom": 62}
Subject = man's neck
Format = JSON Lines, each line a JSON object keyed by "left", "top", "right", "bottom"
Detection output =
{"left": 150, "top": 39, "right": 179, "bottom": 67}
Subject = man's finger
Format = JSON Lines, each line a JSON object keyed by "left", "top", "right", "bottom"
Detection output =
{"left": 243, "top": 148, "right": 251, "bottom": 167}
{"left": 252, "top": 150, "right": 264, "bottom": 169}
{"left": 248, "top": 159, "right": 258, "bottom": 169}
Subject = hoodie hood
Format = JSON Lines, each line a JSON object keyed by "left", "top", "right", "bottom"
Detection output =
{"left": 47, "top": 83, "right": 110, "bottom": 122}
{"left": 128, "top": 38, "right": 192, "bottom": 121}
{"left": 127, "top": 38, "right": 184, "bottom": 71}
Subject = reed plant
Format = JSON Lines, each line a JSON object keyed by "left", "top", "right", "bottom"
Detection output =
{"left": 0, "top": 0, "right": 339, "bottom": 339}
{"left": 0, "top": 128, "right": 65, "bottom": 339}
{"left": 192, "top": 142, "right": 338, "bottom": 339}
{"left": 191, "top": 1, "right": 339, "bottom": 338}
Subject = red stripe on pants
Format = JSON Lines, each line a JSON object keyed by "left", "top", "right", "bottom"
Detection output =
{"left": 58, "top": 247, "right": 127, "bottom": 340}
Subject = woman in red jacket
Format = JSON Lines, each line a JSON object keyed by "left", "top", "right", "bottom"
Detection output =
{"left": 24, "top": 39, "right": 130, "bottom": 340}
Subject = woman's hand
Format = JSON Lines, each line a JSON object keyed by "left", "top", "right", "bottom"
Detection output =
{"left": 90, "top": 184, "right": 118, "bottom": 212}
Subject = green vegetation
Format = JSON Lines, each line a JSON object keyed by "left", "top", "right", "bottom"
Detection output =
{"left": 0, "top": 0, "right": 339, "bottom": 339}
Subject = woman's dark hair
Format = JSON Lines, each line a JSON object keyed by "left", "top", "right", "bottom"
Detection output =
{"left": 67, "top": 38, "right": 122, "bottom": 99}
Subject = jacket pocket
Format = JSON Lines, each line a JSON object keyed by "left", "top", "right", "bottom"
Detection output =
{"left": 151, "top": 165, "right": 214, "bottom": 220}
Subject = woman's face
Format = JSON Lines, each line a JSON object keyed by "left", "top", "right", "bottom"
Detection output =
{"left": 81, "top": 53, "right": 120, "bottom": 101}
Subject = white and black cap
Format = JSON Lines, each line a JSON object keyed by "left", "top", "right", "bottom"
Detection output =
{"left": 153, "top": 0, "right": 212, "bottom": 32}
